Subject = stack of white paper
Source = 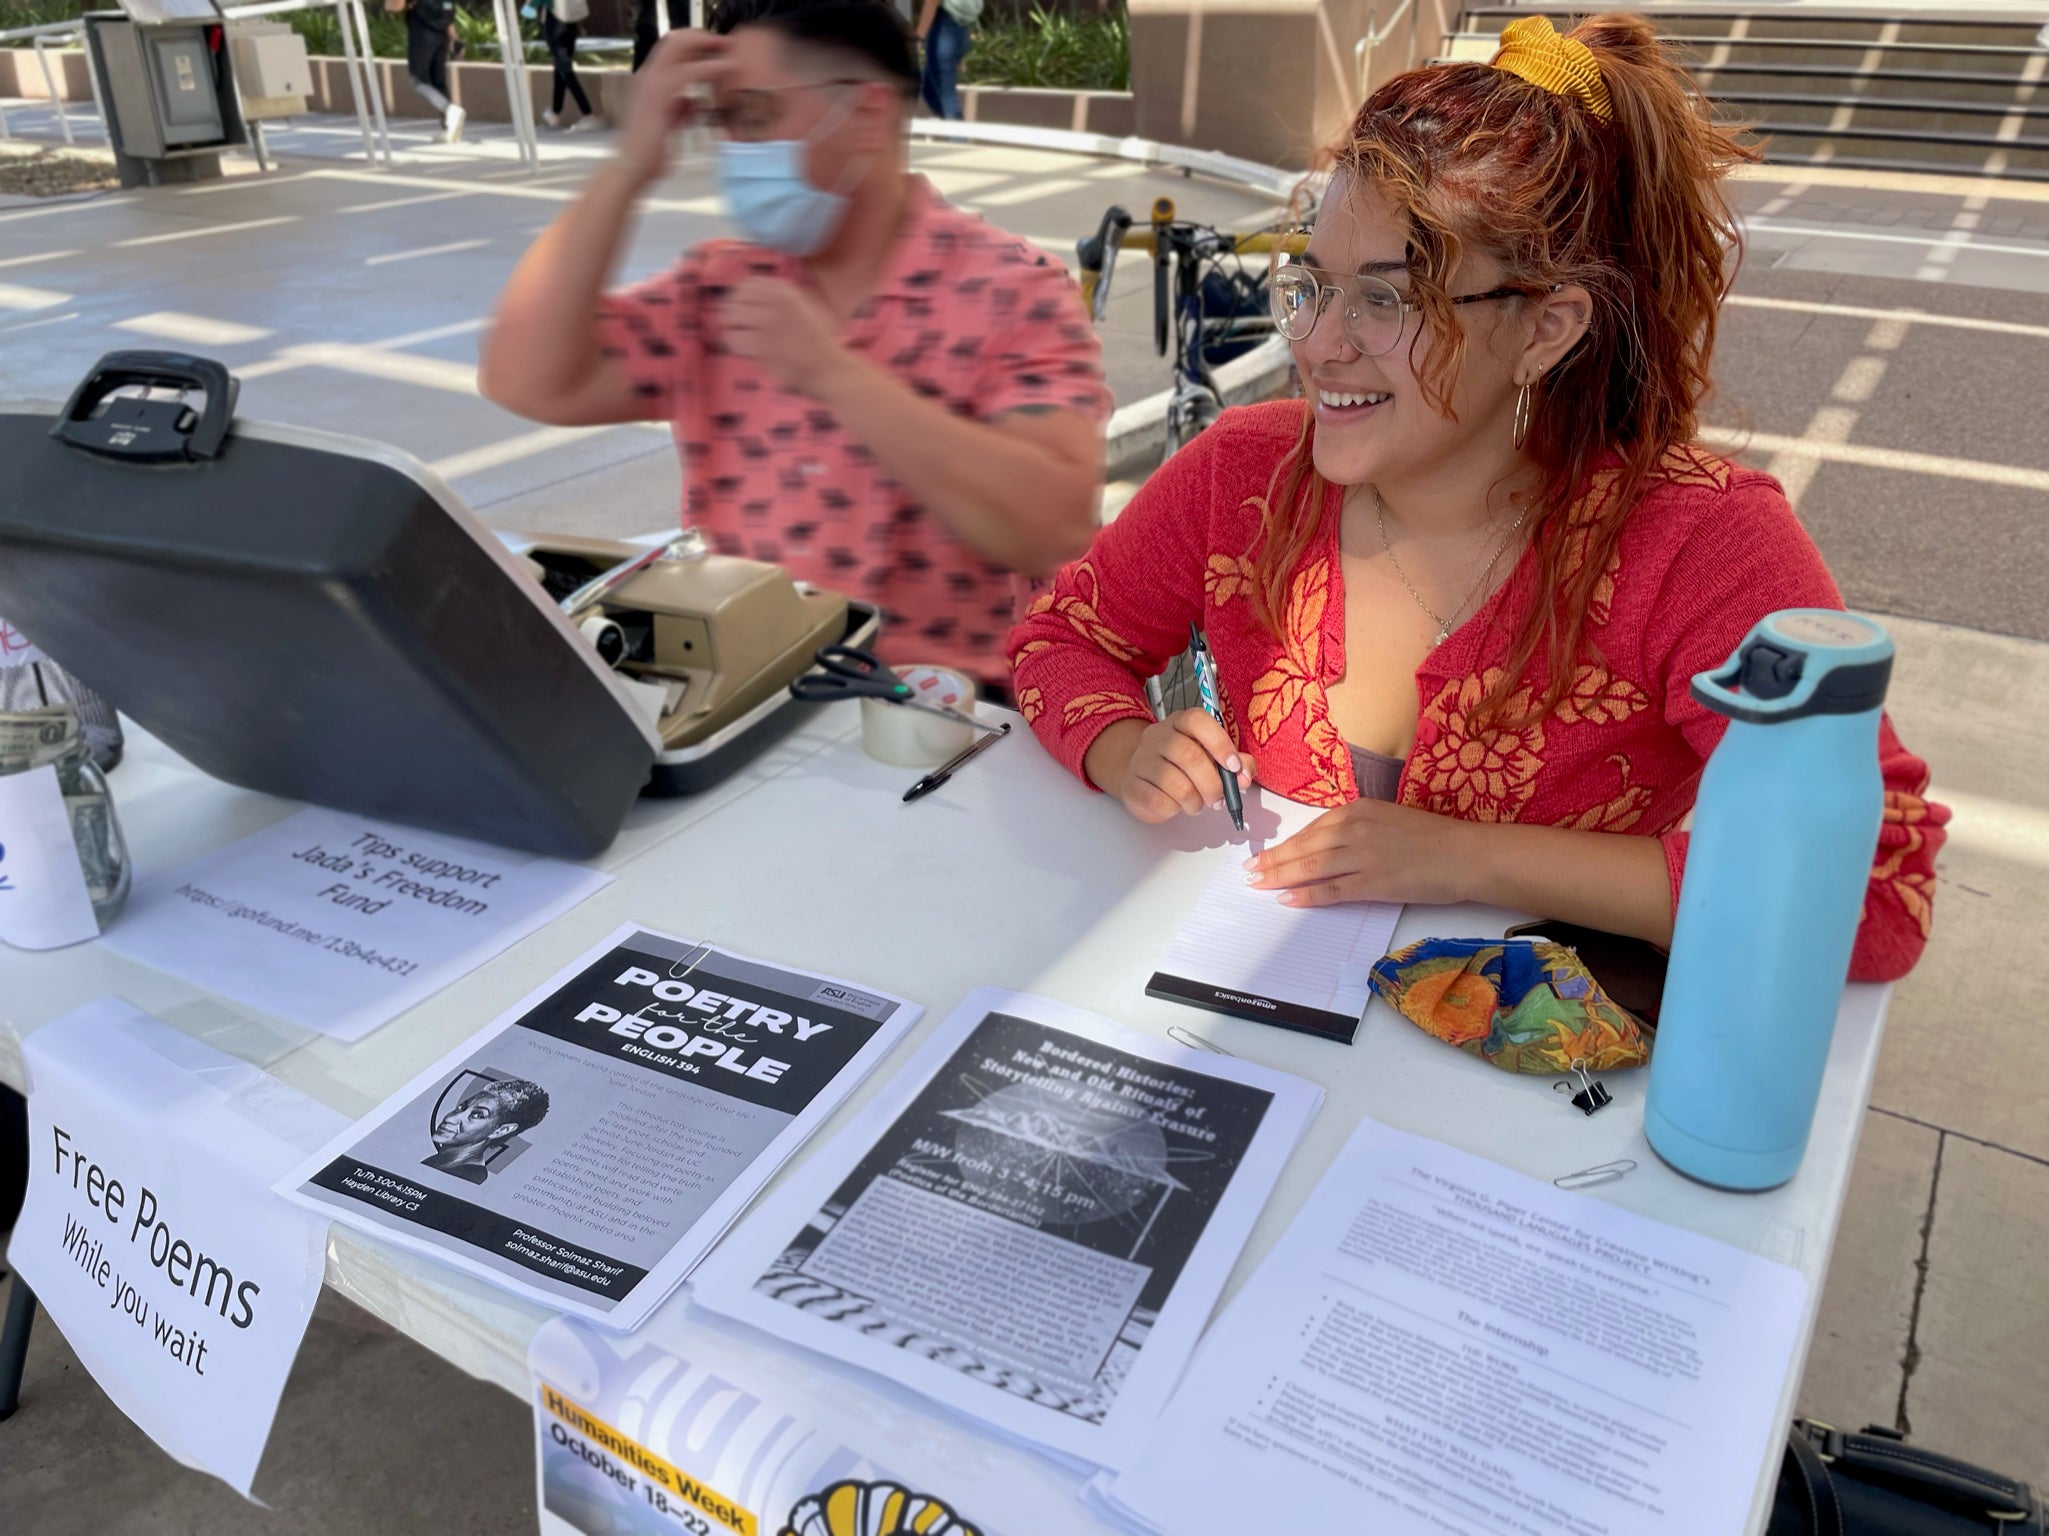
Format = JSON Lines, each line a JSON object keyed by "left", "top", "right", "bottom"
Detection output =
{"left": 1095, "top": 1118, "right": 1810, "bottom": 1536}
{"left": 1147, "top": 794, "right": 1402, "bottom": 1043}
{"left": 689, "top": 987, "right": 1325, "bottom": 1473}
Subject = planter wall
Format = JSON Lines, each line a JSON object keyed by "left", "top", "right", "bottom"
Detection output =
{"left": 299, "top": 55, "right": 1123, "bottom": 136}
{"left": 6, "top": 43, "right": 1133, "bottom": 142}
{"left": 0, "top": 47, "right": 95, "bottom": 104}
{"left": 959, "top": 85, "right": 1135, "bottom": 136}
{"left": 578, "top": 0, "right": 1118, "bottom": 32}
{"left": 308, "top": 55, "right": 623, "bottom": 123}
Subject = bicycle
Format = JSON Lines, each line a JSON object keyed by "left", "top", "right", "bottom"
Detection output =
{"left": 1078, "top": 199, "right": 1309, "bottom": 461}
{"left": 1076, "top": 200, "right": 1309, "bottom": 715}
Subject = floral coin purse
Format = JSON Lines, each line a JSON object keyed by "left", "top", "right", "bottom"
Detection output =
{"left": 1368, "top": 936, "right": 1653, "bottom": 1074}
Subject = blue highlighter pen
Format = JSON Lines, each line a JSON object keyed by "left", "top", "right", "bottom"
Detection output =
{"left": 1188, "top": 622, "right": 1245, "bottom": 832}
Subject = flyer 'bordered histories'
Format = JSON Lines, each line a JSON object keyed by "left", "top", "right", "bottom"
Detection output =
{"left": 689, "top": 987, "right": 1322, "bottom": 1471}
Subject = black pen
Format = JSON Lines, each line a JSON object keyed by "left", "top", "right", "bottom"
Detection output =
{"left": 1188, "top": 622, "right": 1244, "bottom": 832}
{"left": 904, "top": 722, "right": 1011, "bottom": 802}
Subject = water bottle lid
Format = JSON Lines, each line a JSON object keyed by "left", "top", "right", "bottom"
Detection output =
{"left": 1691, "top": 609, "right": 1893, "bottom": 724}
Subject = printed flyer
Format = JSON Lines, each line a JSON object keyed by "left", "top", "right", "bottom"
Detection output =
{"left": 280, "top": 923, "right": 920, "bottom": 1329}
{"left": 690, "top": 988, "right": 1322, "bottom": 1470}
{"left": 530, "top": 1312, "right": 1046, "bottom": 1536}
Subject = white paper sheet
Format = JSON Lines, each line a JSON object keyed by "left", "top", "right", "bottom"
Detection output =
{"left": 690, "top": 987, "right": 1324, "bottom": 1472}
{"left": 1104, "top": 1118, "right": 1809, "bottom": 1536}
{"left": 280, "top": 924, "right": 922, "bottom": 1331}
{"left": 105, "top": 806, "right": 612, "bottom": 1040}
{"left": 1149, "top": 794, "right": 1401, "bottom": 1041}
{"left": 0, "top": 762, "right": 101, "bottom": 951}
{"left": 6, "top": 1000, "right": 344, "bottom": 1497}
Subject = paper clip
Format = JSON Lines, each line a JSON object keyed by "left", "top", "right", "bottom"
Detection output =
{"left": 1167, "top": 1026, "right": 1236, "bottom": 1057}
{"left": 1555, "top": 1159, "right": 1636, "bottom": 1191}
{"left": 1551, "top": 1059, "right": 1612, "bottom": 1117}
{"left": 668, "top": 939, "right": 716, "bottom": 983}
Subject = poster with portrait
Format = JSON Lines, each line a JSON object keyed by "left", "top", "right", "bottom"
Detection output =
{"left": 279, "top": 923, "right": 920, "bottom": 1329}
{"left": 690, "top": 989, "right": 1322, "bottom": 1470}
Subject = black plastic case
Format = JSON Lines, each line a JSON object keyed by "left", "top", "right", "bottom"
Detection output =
{"left": 0, "top": 353, "right": 659, "bottom": 859}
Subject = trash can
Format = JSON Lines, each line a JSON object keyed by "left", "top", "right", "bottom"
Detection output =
{"left": 83, "top": 0, "right": 248, "bottom": 188}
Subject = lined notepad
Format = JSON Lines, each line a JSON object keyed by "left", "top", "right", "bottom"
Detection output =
{"left": 1148, "top": 804, "right": 1402, "bottom": 1043}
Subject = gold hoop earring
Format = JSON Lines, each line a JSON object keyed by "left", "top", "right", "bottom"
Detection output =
{"left": 1511, "top": 381, "right": 1534, "bottom": 452}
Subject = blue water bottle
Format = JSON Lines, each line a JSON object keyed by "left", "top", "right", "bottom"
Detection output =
{"left": 1644, "top": 609, "right": 1894, "bottom": 1191}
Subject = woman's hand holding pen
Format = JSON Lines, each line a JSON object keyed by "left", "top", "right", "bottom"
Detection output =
{"left": 1243, "top": 798, "right": 1478, "bottom": 907}
{"left": 1086, "top": 712, "right": 1256, "bottom": 825}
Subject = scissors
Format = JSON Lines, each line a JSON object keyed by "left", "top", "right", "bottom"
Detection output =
{"left": 789, "top": 644, "right": 1004, "bottom": 732}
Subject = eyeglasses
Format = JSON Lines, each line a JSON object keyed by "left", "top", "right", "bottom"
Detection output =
{"left": 700, "top": 79, "right": 864, "bottom": 140}
{"left": 1269, "top": 263, "right": 1524, "bottom": 356}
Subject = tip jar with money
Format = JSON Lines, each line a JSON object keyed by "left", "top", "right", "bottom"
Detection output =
{"left": 0, "top": 704, "right": 131, "bottom": 950}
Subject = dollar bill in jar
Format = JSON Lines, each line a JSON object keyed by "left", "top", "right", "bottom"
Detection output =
{"left": 0, "top": 703, "right": 130, "bottom": 928}
{"left": 0, "top": 704, "right": 80, "bottom": 773}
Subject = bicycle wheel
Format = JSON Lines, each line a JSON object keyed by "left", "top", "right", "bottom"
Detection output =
{"left": 1163, "top": 383, "right": 1223, "bottom": 459}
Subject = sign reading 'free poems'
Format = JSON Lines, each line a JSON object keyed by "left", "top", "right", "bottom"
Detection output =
{"left": 7, "top": 1000, "right": 344, "bottom": 1497}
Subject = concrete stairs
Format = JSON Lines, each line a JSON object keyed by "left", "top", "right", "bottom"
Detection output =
{"left": 1442, "top": 6, "right": 2049, "bottom": 181}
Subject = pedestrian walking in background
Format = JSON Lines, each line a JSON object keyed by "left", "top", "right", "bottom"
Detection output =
{"left": 540, "top": 0, "right": 601, "bottom": 126}
{"left": 632, "top": 0, "right": 692, "bottom": 70}
{"left": 396, "top": 0, "right": 467, "bottom": 140}
{"left": 914, "top": 0, "right": 976, "bottom": 120}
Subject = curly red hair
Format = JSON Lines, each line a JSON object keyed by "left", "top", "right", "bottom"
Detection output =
{"left": 1256, "top": 13, "right": 1757, "bottom": 724}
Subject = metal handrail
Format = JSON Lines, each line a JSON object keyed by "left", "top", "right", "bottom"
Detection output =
{"left": 911, "top": 118, "right": 1303, "bottom": 201}
{"left": 0, "top": 19, "right": 91, "bottom": 44}
{"left": 35, "top": 28, "right": 86, "bottom": 144}
{"left": 1355, "top": 0, "right": 1422, "bottom": 99}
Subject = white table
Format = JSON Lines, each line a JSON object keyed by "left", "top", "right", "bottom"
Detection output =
{"left": 0, "top": 709, "right": 853, "bottom": 1090}
{"left": 1, "top": 706, "right": 1889, "bottom": 1536}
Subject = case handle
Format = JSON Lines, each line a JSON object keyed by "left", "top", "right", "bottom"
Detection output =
{"left": 50, "top": 350, "right": 239, "bottom": 463}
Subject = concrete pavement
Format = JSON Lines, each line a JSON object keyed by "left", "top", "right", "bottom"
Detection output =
{"left": 0, "top": 107, "right": 2045, "bottom": 1530}
{"left": 0, "top": 103, "right": 1282, "bottom": 533}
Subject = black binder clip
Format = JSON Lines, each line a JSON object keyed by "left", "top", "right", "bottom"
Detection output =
{"left": 1554, "top": 1059, "right": 1612, "bottom": 1117}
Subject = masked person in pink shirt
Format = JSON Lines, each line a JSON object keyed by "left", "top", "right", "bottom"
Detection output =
{"left": 481, "top": 0, "right": 1111, "bottom": 691}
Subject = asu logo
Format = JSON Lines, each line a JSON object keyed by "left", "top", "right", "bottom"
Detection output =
{"left": 780, "top": 1479, "right": 982, "bottom": 1536}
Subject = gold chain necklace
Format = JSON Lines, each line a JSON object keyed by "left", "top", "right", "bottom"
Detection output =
{"left": 1373, "top": 488, "right": 1531, "bottom": 646}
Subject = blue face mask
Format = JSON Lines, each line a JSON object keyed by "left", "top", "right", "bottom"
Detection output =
{"left": 714, "top": 90, "right": 868, "bottom": 258}
{"left": 714, "top": 136, "right": 851, "bottom": 257}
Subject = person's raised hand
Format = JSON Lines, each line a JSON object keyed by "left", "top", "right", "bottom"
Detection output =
{"left": 720, "top": 277, "right": 851, "bottom": 395}
{"left": 616, "top": 30, "right": 731, "bottom": 187}
{"left": 1102, "top": 710, "right": 1255, "bottom": 825}
{"left": 1241, "top": 797, "right": 1476, "bottom": 907}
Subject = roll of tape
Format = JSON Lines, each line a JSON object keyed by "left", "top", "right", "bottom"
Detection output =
{"left": 578, "top": 613, "right": 627, "bottom": 669}
{"left": 861, "top": 664, "right": 977, "bottom": 767}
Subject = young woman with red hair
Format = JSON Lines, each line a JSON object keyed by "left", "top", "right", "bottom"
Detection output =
{"left": 1007, "top": 14, "right": 1945, "bottom": 982}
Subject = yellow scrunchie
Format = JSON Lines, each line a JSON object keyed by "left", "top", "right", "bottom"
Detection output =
{"left": 1490, "top": 15, "right": 1613, "bottom": 122}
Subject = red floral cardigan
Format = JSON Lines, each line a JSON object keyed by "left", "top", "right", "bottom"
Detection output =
{"left": 1007, "top": 402, "right": 1946, "bottom": 983}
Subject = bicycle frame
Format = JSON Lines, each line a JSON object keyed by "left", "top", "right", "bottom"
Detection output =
{"left": 1076, "top": 203, "right": 1309, "bottom": 717}
{"left": 1078, "top": 200, "right": 1308, "bottom": 458}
